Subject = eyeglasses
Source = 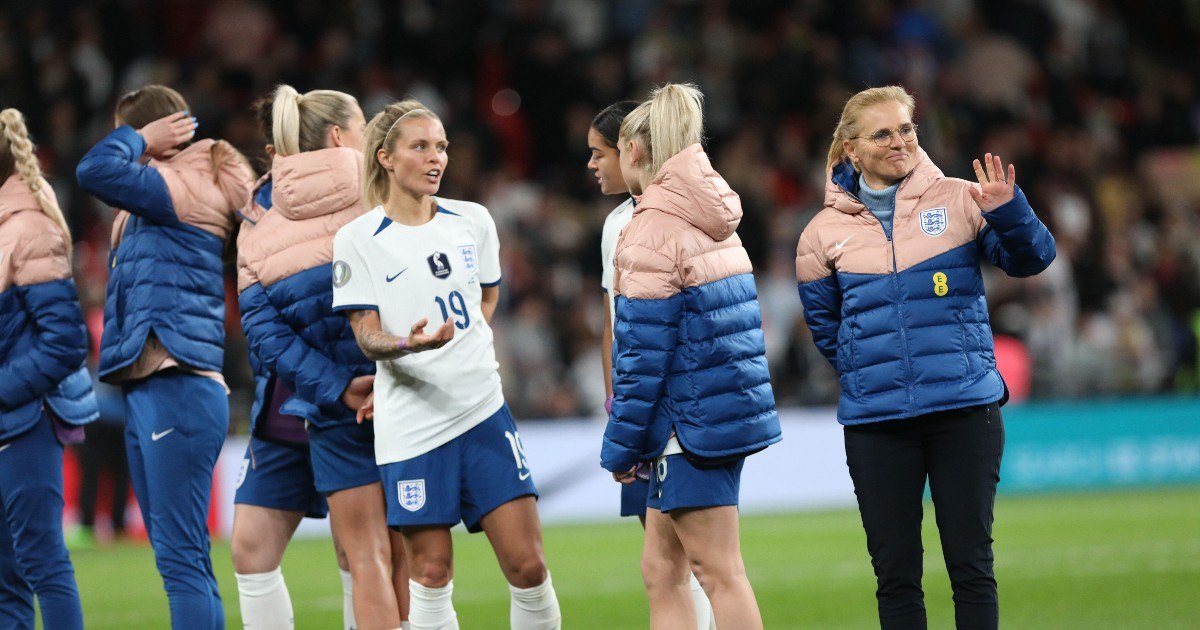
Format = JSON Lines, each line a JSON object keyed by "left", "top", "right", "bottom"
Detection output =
{"left": 853, "top": 124, "right": 918, "bottom": 147}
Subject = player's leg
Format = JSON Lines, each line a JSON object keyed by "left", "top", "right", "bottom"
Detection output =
{"left": 0, "top": 416, "right": 83, "bottom": 629}
{"left": 844, "top": 418, "right": 929, "bottom": 630}
{"left": 398, "top": 526, "right": 456, "bottom": 629}
{"left": 129, "top": 372, "right": 228, "bottom": 629}
{"left": 388, "top": 528, "right": 411, "bottom": 623}
{"left": 327, "top": 483, "right": 399, "bottom": 629}
{"left": 311, "top": 420, "right": 400, "bottom": 628}
{"left": 463, "top": 405, "right": 558, "bottom": 629}
{"left": 232, "top": 504, "right": 303, "bottom": 629}
{"left": 641, "top": 507, "right": 695, "bottom": 629}
{"left": 927, "top": 403, "right": 1004, "bottom": 630}
{"left": 657, "top": 454, "right": 760, "bottom": 629}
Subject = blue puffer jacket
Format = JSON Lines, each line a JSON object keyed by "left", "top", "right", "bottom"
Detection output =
{"left": 0, "top": 175, "right": 97, "bottom": 441}
{"left": 236, "top": 148, "right": 373, "bottom": 428}
{"left": 795, "top": 153, "right": 1056, "bottom": 425}
{"left": 76, "top": 126, "right": 252, "bottom": 379}
{"left": 601, "top": 145, "right": 780, "bottom": 471}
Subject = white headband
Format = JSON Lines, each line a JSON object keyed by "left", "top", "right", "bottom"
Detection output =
{"left": 383, "top": 108, "right": 435, "bottom": 141}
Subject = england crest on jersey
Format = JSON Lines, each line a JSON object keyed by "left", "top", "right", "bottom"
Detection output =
{"left": 919, "top": 207, "right": 948, "bottom": 237}
{"left": 458, "top": 244, "right": 478, "bottom": 273}
{"left": 398, "top": 479, "right": 426, "bottom": 512}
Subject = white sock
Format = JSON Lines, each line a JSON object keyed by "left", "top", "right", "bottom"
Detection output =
{"left": 340, "top": 569, "right": 357, "bottom": 630}
{"left": 400, "top": 623, "right": 412, "bottom": 630}
{"left": 509, "top": 573, "right": 562, "bottom": 630}
{"left": 236, "top": 568, "right": 294, "bottom": 629}
{"left": 408, "top": 579, "right": 458, "bottom": 630}
{"left": 690, "top": 573, "right": 715, "bottom": 630}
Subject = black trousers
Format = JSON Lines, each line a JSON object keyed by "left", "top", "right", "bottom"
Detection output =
{"left": 844, "top": 402, "right": 1004, "bottom": 630}
{"left": 76, "top": 422, "right": 129, "bottom": 532}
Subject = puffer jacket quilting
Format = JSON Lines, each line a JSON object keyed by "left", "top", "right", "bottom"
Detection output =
{"left": 602, "top": 144, "right": 781, "bottom": 472}
{"left": 795, "top": 152, "right": 1056, "bottom": 425}
{"left": 237, "top": 148, "right": 373, "bottom": 428}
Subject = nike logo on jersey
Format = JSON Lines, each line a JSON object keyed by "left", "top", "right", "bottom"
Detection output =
{"left": 0, "top": 444, "right": 11, "bottom": 454}
{"left": 518, "top": 471, "right": 531, "bottom": 481}
{"left": 835, "top": 235, "right": 854, "bottom": 250}
{"left": 387, "top": 268, "right": 407, "bottom": 283}
{"left": 151, "top": 428, "right": 175, "bottom": 441}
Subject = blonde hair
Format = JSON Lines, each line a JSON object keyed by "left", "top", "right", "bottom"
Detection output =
{"left": 271, "top": 84, "right": 360, "bottom": 156}
{"left": 0, "top": 109, "right": 72, "bottom": 256}
{"left": 826, "top": 85, "right": 916, "bottom": 173}
{"left": 620, "top": 83, "right": 704, "bottom": 182}
{"left": 361, "top": 100, "right": 441, "bottom": 208}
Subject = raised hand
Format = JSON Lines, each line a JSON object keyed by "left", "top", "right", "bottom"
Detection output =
{"left": 407, "top": 317, "right": 455, "bottom": 352}
{"left": 969, "top": 153, "right": 1016, "bottom": 212}
{"left": 139, "top": 111, "right": 197, "bottom": 159}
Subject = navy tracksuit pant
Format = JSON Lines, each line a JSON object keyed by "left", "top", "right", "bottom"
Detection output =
{"left": 124, "top": 370, "right": 228, "bottom": 629}
{"left": 0, "top": 413, "right": 84, "bottom": 630}
{"left": 844, "top": 402, "right": 1005, "bottom": 630}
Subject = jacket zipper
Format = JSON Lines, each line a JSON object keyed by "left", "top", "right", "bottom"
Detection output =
{"left": 838, "top": 178, "right": 916, "bottom": 409}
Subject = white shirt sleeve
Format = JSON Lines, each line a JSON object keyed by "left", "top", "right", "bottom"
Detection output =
{"left": 331, "top": 228, "right": 377, "bottom": 312}
{"left": 600, "top": 214, "right": 616, "bottom": 294}
{"left": 477, "top": 208, "right": 501, "bottom": 287}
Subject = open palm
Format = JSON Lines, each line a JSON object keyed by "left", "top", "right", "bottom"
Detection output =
{"left": 969, "top": 153, "right": 1016, "bottom": 212}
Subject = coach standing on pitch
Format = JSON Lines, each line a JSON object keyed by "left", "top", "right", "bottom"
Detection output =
{"left": 795, "top": 85, "right": 1055, "bottom": 630}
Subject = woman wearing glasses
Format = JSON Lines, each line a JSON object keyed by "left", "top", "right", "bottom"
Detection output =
{"left": 795, "top": 86, "right": 1055, "bottom": 630}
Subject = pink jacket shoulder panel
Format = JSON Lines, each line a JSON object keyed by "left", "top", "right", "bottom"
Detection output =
{"left": 237, "top": 148, "right": 366, "bottom": 292}
{"left": 614, "top": 144, "right": 752, "bottom": 300}
{"left": 0, "top": 176, "right": 70, "bottom": 292}
{"left": 797, "top": 151, "right": 985, "bottom": 281}
{"left": 152, "top": 139, "right": 254, "bottom": 241}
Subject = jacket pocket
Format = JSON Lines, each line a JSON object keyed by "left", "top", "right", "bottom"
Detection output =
{"left": 838, "top": 316, "right": 862, "bottom": 398}
{"left": 956, "top": 310, "right": 972, "bottom": 376}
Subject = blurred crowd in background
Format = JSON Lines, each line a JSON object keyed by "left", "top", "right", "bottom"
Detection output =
{"left": 3, "top": 0, "right": 1199, "bottom": 426}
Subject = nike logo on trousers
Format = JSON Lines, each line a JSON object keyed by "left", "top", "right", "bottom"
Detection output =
{"left": 151, "top": 428, "right": 175, "bottom": 441}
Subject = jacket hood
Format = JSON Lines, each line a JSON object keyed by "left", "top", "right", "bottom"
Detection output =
{"left": 636, "top": 143, "right": 741, "bottom": 242}
{"left": 824, "top": 147, "right": 944, "bottom": 215}
{"left": 271, "top": 147, "right": 363, "bottom": 221}
{"left": 0, "top": 175, "right": 49, "bottom": 226}
{"left": 155, "top": 138, "right": 254, "bottom": 212}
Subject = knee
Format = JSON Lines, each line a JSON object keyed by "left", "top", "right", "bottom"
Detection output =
{"left": 231, "top": 529, "right": 280, "bottom": 574}
{"left": 687, "top": 554, "right": 745, "bottom": 591}
{"left": 408, "top": 556, "right": 453, "bottom": 588}
{"left": 641, "top": 550, "right": 689, "bottom": 593}
{"left": 503, "top": 553, "right": 548, "bottom": 589}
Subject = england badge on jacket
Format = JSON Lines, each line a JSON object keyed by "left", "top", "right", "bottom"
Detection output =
{"left": 920, "top": 207, "right": 948, "bottom": 237}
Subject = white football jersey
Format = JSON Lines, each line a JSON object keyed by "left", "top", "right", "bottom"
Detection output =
{"left": 332, "top": 198, "right": 504, "bottom": 464}
{"left": 599, "top": 198, "right": 635, "bottom": 327}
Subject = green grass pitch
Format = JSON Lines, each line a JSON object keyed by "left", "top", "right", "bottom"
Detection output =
{"left": 67, "top": 487, "right": 1200, "bottom": 628}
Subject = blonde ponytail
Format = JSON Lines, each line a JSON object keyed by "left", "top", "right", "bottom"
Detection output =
{"left": 620, "top": 83, "right": 704, "bottom": 182}
{"left": 827, "top": 85, "right": 916, "bottom": 174}
{"left": 0, "top": 109, "right": 72, "bottom": 258}
{"left": 271, "top": 84, "right": 360, "bottom": 157}
{"left": 271, "top": 85, "right": 304, "bottom": 157}
{"left": 361, "top": 100, "right": 440, "bottom": 208}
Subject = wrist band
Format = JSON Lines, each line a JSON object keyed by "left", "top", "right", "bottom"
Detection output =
{"left": 397, "top": 336, "right": 409, "bottom": 352}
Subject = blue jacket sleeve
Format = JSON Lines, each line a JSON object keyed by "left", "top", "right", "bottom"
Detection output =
{"left": 238, "top": 282, "right": 354, "bottom": 414}
{"left": 977, "top": 185, "right": 1057, "bottom": 278}
{"left": 799, "top": 275, "right": 841, "bottom": 371}
{"left": 601, "top": 292, "right": 683, "bottom": 472}
{"left": 0, "top": 280, "right": 88, "bottom": 410}
{"left": 76, "top": 126, "right": 178, "bottom": 225}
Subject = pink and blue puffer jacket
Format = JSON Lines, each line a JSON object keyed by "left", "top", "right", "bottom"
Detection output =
{"left": 236, "top": 147, "right": 374, "bottom": 429}
{"left": 76, "top": 126, "right": 253, "bottom": 380}
{"left": 0, "top": 176, "right": 97, "bottom": 441}
{"left": 601, "top": 144, "right": 781, "bottom": 471}
{"left": 795, "top": 151, "right": 1056, "bottom": 425}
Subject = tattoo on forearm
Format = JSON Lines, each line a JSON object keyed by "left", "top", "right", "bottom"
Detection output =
{"left": 349, "top": 311, "right": 405, "bottom": 361}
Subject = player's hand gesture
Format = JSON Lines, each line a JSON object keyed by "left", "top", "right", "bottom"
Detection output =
{"left": 139, "top": 111, "right": 196, "bottom": 159}
{"left": 407, "top": 317, "right": 455, "bottom": 352}
{"left": 356, "top": 391, "right": 375, "bottom": 424}
{"left": 341, "top": 374, "right": 374, "bottom": 413}
{"left": 969, "top": 153, "right": 1016, "bottom": 212}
